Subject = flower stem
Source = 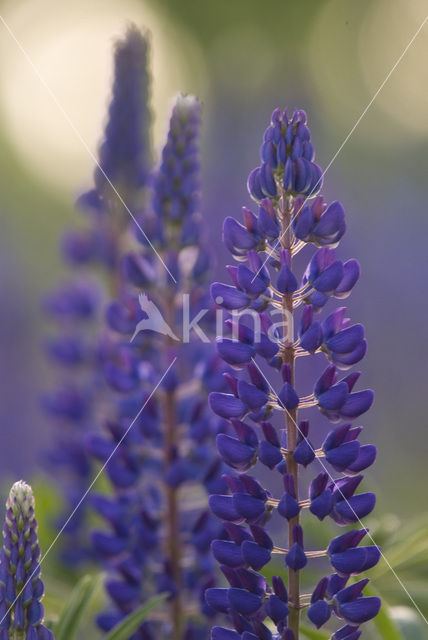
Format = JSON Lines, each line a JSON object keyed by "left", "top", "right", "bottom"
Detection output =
{"left": 280, "top": 192, "right": 300, "bottom": 639}
{"left": 165, "top": 389, "right": 183, "bottom": 638}
{"left": 164, "top": 293, "right": 183, "bottom": 639}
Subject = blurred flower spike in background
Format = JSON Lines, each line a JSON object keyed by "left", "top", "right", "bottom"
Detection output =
{"left": 89, "top": 86, "right": 231, "bottom": 639}
{"left": 42, "top": 24, "right": 230, "bottom": 640}
{"left": 41, "top": 25, "right": 153, "bottom": 567}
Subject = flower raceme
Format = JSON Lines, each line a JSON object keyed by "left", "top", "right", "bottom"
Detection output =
{"left": 89, "top": 95, "right": 230, "bottom": 640}
{"left": 207, "top": 108, "right": 380, "bottom": 639}
{"left": 41, "top": 26, "right": 152, "bottom": 566}
{"left": 0, "top": 481, "right": 54, "bottom": 640}
{"left": 43, "top": 22, "right": 228, "bottom": 638}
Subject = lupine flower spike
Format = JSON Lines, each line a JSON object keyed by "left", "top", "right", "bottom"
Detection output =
{"left": 42, "top": 26, "right": 152, "bottom": 565}
{"left": 0, "top": 481, "right": 54, "bottom": 640}
{"left": 208, "top": 108, "right": 380, "bottom": 639}
{"left": 90, "top": 95, "right": 230, "bottom": 639}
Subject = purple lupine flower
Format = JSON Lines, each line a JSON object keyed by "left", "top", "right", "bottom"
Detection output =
{"left": 0, "top": 481, "right": 54, "bottom": 640}
{"left": 94, "top": 26, "right": 152, "bottom": 195}
{"left": 90, "top": 95, "right": 230, "bottom": 640}
{"left": 207, "top": 108, "right": 380, "bottom": 639}
{"left": 42, "top": 26, "right": 152, "bottom": 566}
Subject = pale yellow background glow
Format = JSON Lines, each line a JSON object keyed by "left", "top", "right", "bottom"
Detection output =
{"left": 307, "top": 0, "right": 428, "bottom": 147}
{"left": 0, "top": 0, "right": 207, "bottom": 193}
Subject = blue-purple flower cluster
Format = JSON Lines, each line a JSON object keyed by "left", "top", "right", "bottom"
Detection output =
{"left": 89, "top": 95, "right": 230, "bottom": 639}
{"left": 94, "top": 27, "right": 152, "bottom": 196}
{"left": 42, "top": 278, "right": 102, "bottom": 566}
{"left": 42, "top": 26, "right": 152, "bottom": 565}
{"left": 0, "top": 481, "right": 54, "bottom": 640}
{"left": 207, "top": 108, "right": 380, "bottom": 639}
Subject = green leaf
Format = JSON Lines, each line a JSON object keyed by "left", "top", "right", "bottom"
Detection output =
{"left": 300, "top": 624, "right": 330, "bottom": 639}
{"left": 364, "top": 584, "right": 404, "bottom": 640}
{"left": 54, "top": 574, "right": 100, "bottom": 640}
{"left": 371, "top": 521, "right": 428, "bottom": 580}
{"left": 104, "top": 594, "right": 168, "bottom": 640}
{"left": 390, "top": 606, "right": 427, "bottom": 640}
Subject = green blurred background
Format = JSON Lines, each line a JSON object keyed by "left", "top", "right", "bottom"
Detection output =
{"left": 0, "top": 0, "right": 427, "bottom": 637}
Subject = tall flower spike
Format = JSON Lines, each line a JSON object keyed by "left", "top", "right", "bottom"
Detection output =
{"left": 0, "top": 481, "right": 54, "bottom": 640}
{"left": 94, "top": 25, "right": 152, "bottom": 197}
{"left": 91, "top": 95, "right": 229, "bottom": 640}
{"left": 208, "top": 108, "right": 379, "bottom": 639}
{"left": 42, "top": 27, "right": 152, "bottom": 566}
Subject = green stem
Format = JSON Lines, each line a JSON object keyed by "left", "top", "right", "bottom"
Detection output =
{"left": 279, "top": 192, "right": 300, "bottom": 639}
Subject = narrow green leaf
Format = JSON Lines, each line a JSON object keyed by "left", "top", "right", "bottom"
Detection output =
{"left": 105, "top": 594, "right": 168, "bottom": 640}
{"left": 390, "top": 606, "right": 426, "bottom": 640}
{"left": 300, "top": 623, "right": 330, "bottom": 639}
{"left": 364, "top": 584, "right": 404, "bottom": 640}
{"left": 371, "top": 525, "right": 428, "bottom": 579}
{"left": 54, "top": 574, "right": 100, "bottom": 640}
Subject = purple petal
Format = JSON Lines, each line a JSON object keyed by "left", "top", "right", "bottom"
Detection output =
{"left": 209, "top": 393, "right": 246, "bottom": 419}
{"left": 278, "top": 382, "right": 299, "bottom": 411}
{"left": 228, "top": 588, "right": 263, "bottom": 615}
{"left": 340, "top": 390, "right": 374, "bottom": 419}
{"left": 216, "top": 434, "right": 257, "bottom": 472}
{"left": 247, "top": 167, "right": 264, "bottom": 200}
{"left": 346, "top": 445, "right": 377, "bottom": 474}
{"left": 209, "top": 495, "right": 243, "bottom": 523}
{"left": 211, "top": 540, "right": 244, "bottom": 568}
{"left": 233, "top": 493, "right": 266, "bottom": 521}
{"left": 217, "top": 339, "right": 255, "bottom": 367}
{"left": 241, "top": 540, "right": 271, "bottom": 570}
{"left": 335, "top": 259, "right": 360, "bottom": 298}
{"left": 205, "top": 588, "right": 230, "bottom": 613}
{"left": 339, "top": 597, "right": 381, "bottom": 625}
{"left": 327, "top": 324, "right": 364, "bottom": 354}
{"left": 223, "top": 217, "right": 258, "bottom": 251}
{"left": 238, "top": 380, "right": 269, "bottom": 410}
{"left": 286, "top": 542, "right": 307, "bottom": 570}
{"left": 314, "top": 260, "right": 344, "bottom": 294}
{"left": 308, "top": 599, "right": 331, "bottom": 628}
{"left": 211, "top": 283, "right": 250, "bottom": 311}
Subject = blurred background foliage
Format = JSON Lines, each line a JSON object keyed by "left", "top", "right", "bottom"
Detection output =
{"left": 0, "top": 0, "right": 427, "bottom": 637}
